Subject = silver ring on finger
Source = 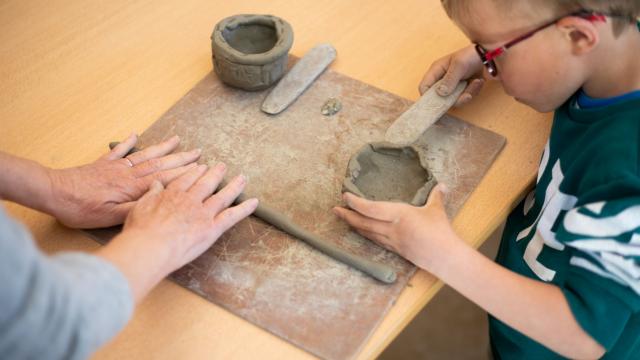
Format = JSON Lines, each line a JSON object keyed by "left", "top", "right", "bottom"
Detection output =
{"left": 123, "top": 157, "right": 134, "bottom": 167}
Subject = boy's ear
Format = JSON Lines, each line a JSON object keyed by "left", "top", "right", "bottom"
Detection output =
{"left": 555, "top": 17, "right": 600, "bottom": 55}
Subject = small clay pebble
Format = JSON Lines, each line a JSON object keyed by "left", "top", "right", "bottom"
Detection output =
{"left": 321, "top": 98, "right": 342, "bottom": 116}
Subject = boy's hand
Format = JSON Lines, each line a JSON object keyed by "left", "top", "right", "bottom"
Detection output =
{"left": 419, "top": 45, "right": 485, "bottom": 107}
{"left": 333, "top": 184, "right": 460, "bottom": 271}
{"left": 47, "top": 134, "right": 201, "bottom": 229}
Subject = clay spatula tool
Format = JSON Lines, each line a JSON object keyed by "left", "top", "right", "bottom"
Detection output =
{"left": 261, "top": 43, "right": 337, "bottom": 115}
{"left": 384, "top": 80, "right": 467, "bottom": 146}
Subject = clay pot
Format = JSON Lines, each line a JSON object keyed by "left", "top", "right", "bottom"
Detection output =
{"left": 343, "top": 142, "right": 437, "bottom": 206}
{"left": 211, "top": 14, "right": 294, "bottom": 91}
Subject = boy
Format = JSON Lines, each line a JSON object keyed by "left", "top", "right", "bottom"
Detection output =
{"left": 334, "top": 0, "right": 640, "bottom": 358}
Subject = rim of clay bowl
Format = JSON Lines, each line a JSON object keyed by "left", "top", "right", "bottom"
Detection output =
{"left": 343, "top": 142, "right": 437, "bottom": 207}
{"left": 211, "top": 14, "right": 294, "bottom": 66}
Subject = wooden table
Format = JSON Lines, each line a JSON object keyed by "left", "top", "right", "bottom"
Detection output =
{"left": 0, "top": 0, "right": 551, "bottom": 358}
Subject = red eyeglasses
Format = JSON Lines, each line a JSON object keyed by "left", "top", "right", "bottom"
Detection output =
{"left": 475, "top": 9, "right": 613, "bottom": 77}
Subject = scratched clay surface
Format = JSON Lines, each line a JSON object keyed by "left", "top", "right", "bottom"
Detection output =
{"left": 87, "top": 58, "right": 505, "bottom": 360}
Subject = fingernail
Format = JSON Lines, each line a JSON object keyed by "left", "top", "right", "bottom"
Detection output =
{"left": 238, "top": 174, "right": 247, "bottom": 184}
{"left": 172, "top": 135, "right": 180, "bottom": 141}
{"left": 248, "top": 198, "right": 259, "bottom": 207}
{"left": 437, "top": 84, "right": 449, "bottom": 95}
{"left": 217, "top": 162, "right": 227, "bottom": 171}
{"left": 192, "top": 148, "right": 202, "bottom": 155}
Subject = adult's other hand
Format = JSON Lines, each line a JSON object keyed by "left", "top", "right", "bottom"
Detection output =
{"left": 48, "top": 134, "right": 201, "bottom": 228}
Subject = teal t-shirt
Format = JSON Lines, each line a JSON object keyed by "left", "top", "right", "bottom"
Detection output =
{"left": 489, "top": 92, "right": 640, "bottom": 359}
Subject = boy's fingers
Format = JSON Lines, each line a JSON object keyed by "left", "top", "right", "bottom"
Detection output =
{"left": 425, "top": 183, "right": 448, "bottom": 209}
{"left": 211, "top": 198, "right": 259, "bottom": 237}
{"left": 437, "top": 59, "right": 467, "bottom": 97}
{"left": 333, "top": 207, "right": 391, "bottom": 236}
{"left": 455, "top": 78, "right": 485, "bottom": 107}
{"left": 455, "top": 94, "right": 473, "bottom": 107}
{"left": 437, "top": 46, "right": 482, "bottom": 96}
{"left": 189, "top": 163, "right": 227, "bottom": 202}
{"left": 125, "top": 135, "right": 180, "bottom": 166}
{"left": 104, "top": 133, "right": 137, "bottom": 160}
{"left": 419, "top": 61, "right": 447, "bottom": 95}
{"left": 466, "top": 78, "right": 485, "bottom": 97}
{"left": 205, "top": 175, "right": 247, "bottom": 215}
{"left": 342, "top": 192, "right": 396, "bottom": 222}
{"left": 167, "top": 164, "right": 208, "bottom": 191}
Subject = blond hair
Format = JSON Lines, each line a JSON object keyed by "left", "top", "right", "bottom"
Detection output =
{"left": 442, "top": 0, "right": 640, "bottom": 35}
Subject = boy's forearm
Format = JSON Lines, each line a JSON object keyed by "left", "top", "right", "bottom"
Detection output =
{"left": 0, "top": 151, "right": 56, "bottom": 213}
{"left": 429, "top": 235, "right": 605, "bottom": 359}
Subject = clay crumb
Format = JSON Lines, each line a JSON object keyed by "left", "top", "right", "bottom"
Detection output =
{"left": 321, "top": 98, "right": 342, "bottom": 116}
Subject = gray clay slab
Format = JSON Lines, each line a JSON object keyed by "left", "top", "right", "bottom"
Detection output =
{"left": 261, "top": 43, "right": 337, "bottom": 114}
{"left": 86, "top": 57, "right": 505, "bottom": 360}
{"left": 385, "top": 80, "right": 466, "bottom": 146}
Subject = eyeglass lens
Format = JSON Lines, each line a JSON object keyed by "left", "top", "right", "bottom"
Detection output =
{"left": 475, "top": 44, "right": 498, "bottom": 77}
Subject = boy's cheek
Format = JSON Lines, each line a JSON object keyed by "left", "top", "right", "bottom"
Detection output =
{"left": 496, "top": 56, "right": 562, "bottom": 112}
{"left": 459, "top": 66, "right": 585, "bottom": 111}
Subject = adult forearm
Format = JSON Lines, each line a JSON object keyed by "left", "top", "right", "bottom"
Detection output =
{"left": 0, "top": 151, "right": 55, "bottom": 212}
{"left": 95, "top": 229, "right": 174, "bottom": 304}
{"left": 430, "top": 238, "right": 605, "bottom": 359}
{"left": 0, "top": 209, "right": 133, "bottom": 360}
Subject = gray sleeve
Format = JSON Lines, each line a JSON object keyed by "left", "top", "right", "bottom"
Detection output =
{"left": 0, "top": 207, "right": 133, "bottom": 360}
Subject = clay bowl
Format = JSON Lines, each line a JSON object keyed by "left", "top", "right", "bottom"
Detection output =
{"left": 343, "top": 142, "right": 437, "bottom": 206}
{"left": 211, "top": 14, "right": 294, "bottom": 91}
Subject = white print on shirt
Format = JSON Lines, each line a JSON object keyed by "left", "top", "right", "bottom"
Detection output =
{"left": 516, "top": 160, "right": 577, "bottom": 281}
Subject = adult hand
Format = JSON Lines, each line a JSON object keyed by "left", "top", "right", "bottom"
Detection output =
{"left": 418, "top": 45, "right": 485, "bottom": 107}
{"left": 48, "top": 134, "right": 201, "bottom": 228}
{"left": 333, "top": 184, "right": 461, "bottom": 271}
{"left": 98, "top": 163, "right": 259, "bottom": 302}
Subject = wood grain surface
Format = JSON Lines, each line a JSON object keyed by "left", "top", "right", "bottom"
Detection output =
{"left": 0, "top": 0, "right": 551, "bottom": 358}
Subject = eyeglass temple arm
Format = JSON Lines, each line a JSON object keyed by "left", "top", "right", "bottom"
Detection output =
{"left": 484, "top": 10, "right": 615, "bottom": 62}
